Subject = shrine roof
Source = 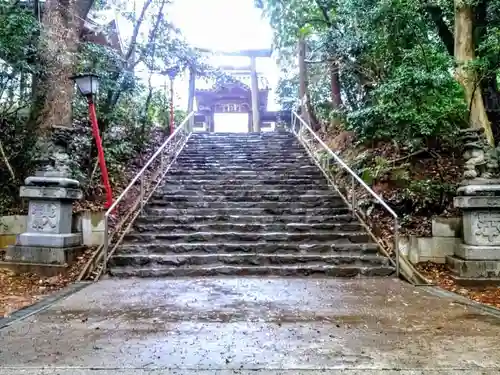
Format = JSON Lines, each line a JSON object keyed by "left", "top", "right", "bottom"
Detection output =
{"left": 195, "top": 75, "right": 270, "bottom": 95}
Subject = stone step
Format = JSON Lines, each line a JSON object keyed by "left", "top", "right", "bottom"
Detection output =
{"left": 165, "top": 172, "right": 324, "bottom": 179}
{"left": 159, "top": 185, "right": 332, "bottom": 193}
{"left": 175, "top": 157, "right": 312, "bottom": 163}
{"left": 117, "top": 242, "right": 379, "bottom": 255}
{"left": 151, "top": 194, "right": 339, "bottom": 202}
{"left": 143, "top": 207, "right": 349, "bottom": 216}
{"left": 108, "top": 264, "right": 395, "bottom": 278}
{"left": 187, "top": 136, "right": 295, "bottom": 141}
{"left": 167, "top": 166, "right": 320, "bottom": 173}
{"left": 153, "top": 190, "right": 333, "bottom": 198}
{"left": 182, "top": 148, "right": 305, "bottom": 155}
{"left": 187, "top": 134, "right": 295, "bottom": 139}
{"left": 161, "top": 179, "right": 329, "bottom": 186}
{"left": 133, "top": 222, "right": 363, "bottom": 233}
{"left": 186, "top": 136, "right": 296, "bottom": 141}
{"left": 134, "top": 214, "right": 355, "bottom": 225}
{"left": 123, "top": 231, "right": 370, "bottom": 243}
{"left": 185, "top": 140, "right": 300, "bottom": 145}
{"left": 109, "top": 253, "right": 389, "bottom": 268}
{"left": 147, "top": 200, "right": 345, "bottom": 209}
{"left": 179, "top": 151, "right": 307, "bottom": 156}
{"left": 184, "top": 144, "right": 301, "bottom": 149}
{"left": 172, "top": 163, "right": 316, "bottom": 169}
{"left": 190, "top": 130, "right": 291, "bottom": 134}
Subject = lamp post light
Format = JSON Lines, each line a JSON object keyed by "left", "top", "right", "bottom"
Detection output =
{"left": 71, "top": 73, "right": 113, "bottom": 209}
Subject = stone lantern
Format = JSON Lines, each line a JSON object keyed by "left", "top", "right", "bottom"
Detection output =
{"left": 447, "top": 128, "right": 500, "bottom": 284}
{"left": 1, "top": 87, "right": 84, "bottom": 276}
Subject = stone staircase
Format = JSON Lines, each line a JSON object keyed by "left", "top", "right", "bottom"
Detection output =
{"left": 108, "top": 131, "right": 395, "bottom": 278}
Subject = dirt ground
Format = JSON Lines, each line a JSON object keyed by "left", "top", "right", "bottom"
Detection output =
{"left": 417, "top": 262, "right": 500, "bottom": 309}
{"left": 0, "top": 247, "right": 95, "bottom": 317}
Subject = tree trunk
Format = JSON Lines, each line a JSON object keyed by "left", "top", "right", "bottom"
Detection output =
{"left": 298, "top": 37, "right": 308, "bottom": 122}
{"left": 29, "top": 0, "right": 93, "bottom": 132}
{"left": 454, "top": 0, "right": 494, "bottom": 145}
{"left": 330, "top": 60, "right": 342, "bottom": 108}
{"left": 329, "top": 59, "right": 342, "bottom": 129}
{"left": 187, "top": 66, "right": 196, "bottom": 131}
{"left": 298, "top": 37, "right": 319, "bottom": 129}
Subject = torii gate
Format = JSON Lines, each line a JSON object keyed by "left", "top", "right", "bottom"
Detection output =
{"left": 194, "top": 48, "right": 272, "bottom": 133}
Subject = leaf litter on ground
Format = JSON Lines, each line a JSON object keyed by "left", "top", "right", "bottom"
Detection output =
{"left": 0, "top": 247, "right": 95, "bottom": 318}
{"left": 417, "top": 262, "right": 500, "bottom": 309}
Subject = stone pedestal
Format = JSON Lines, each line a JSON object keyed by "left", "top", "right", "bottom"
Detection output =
{"left": 1, "top": 175, "right": 84, "bottom": 276}
{"left": 446, "top": 180, "right": 500, "bottom": 284}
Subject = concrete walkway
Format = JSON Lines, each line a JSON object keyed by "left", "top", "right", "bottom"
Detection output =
{"left": 1, "top": 278, "right": 500, "bottom": 374}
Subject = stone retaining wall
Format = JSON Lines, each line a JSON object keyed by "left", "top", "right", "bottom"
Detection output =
{"left": 399, "top": 217, "right": 461, "bottom": 264}
{"left": 0, "top": 211, "right": 105, "bottom": 249}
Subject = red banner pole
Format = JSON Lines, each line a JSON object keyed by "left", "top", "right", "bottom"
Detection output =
{"left": 88, "top": 98, "right": 113, "bottom": 209}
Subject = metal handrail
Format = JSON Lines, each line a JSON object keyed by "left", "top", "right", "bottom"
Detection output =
{"left": 291, "top": 111, "right": 400, "bottom": 277}
{"left": 101, "top": 112, "right": 194, "bottom": 275}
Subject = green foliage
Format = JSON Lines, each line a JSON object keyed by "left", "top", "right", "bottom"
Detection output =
{"left": 346, "top": 64, "right": 468, "bottom": 144}
{"left": 263, "top": 0, "right": 474, "bottom": 144}
{"left": 0, "top": 0, "right": 212, "bottom": 214}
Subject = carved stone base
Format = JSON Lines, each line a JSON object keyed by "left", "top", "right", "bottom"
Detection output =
{"left": 16, "top": 233, "right": 82, "bottom": 248}
{"left": 455, "top": 244, "right": 500, "bottom": 260}
{"left": 454, "top": 187, "right": 500, "bottom": 247}
{"left": 4, "top": 245, "right": 85, "bottom": 265}
{"left": 446, "top": 254, "right": 500, "bottom": 284}
{"left": 452, "top": 182, "right": 500, "bottom": 284}
{"left": 1, "top": 175, "right": 84, "bottom": 275}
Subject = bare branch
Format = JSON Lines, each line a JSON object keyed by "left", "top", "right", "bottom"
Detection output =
{"left": 0, "top": 134, "right": 16, "bottom": 181}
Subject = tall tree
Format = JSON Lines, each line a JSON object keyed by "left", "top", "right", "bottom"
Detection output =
{"left": 30, "top": 0, "right": 94, "bottom": 132}
{"left": 454, "top": 0, "right": 493, "bottom": 145}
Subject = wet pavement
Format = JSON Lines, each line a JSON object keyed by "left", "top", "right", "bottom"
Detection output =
{"left": 1, "top": 277, "right": 500, "bottom": 374}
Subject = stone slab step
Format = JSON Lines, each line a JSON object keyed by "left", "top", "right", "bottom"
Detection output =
{"left": 160, "top": 187, "right": 336, "bottom": 196}
{"left": 187, "top": 137, "right": 296, "bottom": 142}
{"left": 165, "top": 173, "right": 324, "bottom": 180}
{"left": 108, "top": 264, "right": 395, "bottom": 278}
{"left": 133, "top": 222, "right": 363, "bottom": 233}
{"left": 161, "top": 180, "right": 329, "bottom": 187}
{"left": 109, "top": 253, "right": 389, "bottom": 268}
{"left": 184, "top": 142, "right": 302, "bottom": 146}
{"left": 154, "top": 190, "right": 334, "bottom": 198}
{"left": 134, "top": 214, "right": 355, "bottom": 225}
{"left": 191, "top": 130, "right": 295, "bottom": 140}
{"left": 116, "top": 242, "right": 378, "bottom": 255}
{"left": 191, "top": 133, "right": 295, "bottom": 138}
{"left": 151, "top": 194, "right": 340, "bottom": 202}
{"left": 181, "top": 150, "right": 305, "bottom": 155}
{"left": 147, "top": 200, "right": 345, "bottom": 209}
{"left": 160, "top": 184, "right": 331, "bottom": 192}
{"left": 187, "top": 137, "right": 296, "bottom": 141}
{"left": 172, "top": 163, "right": 316, "bottom": 169}
{"left": 123, "top": 231, "right": 370, "bottom": 243}
{"left": 167, "top": 167, "right": 321, "bottom": 174}
{"left": 175, "top": 157, "right": 312, "bottom": 163}
{"left": 181, "top": 151, "right": 306, "bottom": 156}
{"left": 144, "top": 207, "right": 349, "bottom": 216}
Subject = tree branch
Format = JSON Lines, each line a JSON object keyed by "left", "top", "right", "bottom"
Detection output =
{"left": 0, "top": 131, "right": 15, "bottom": 181}
{"left": 424, "top": 4, "right": 454, "bottom": 56}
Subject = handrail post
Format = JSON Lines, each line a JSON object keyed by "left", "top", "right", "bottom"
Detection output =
{"left": 93, "top": 112, "right": 194, "bottom": 281}
{"left": 140, "top": 173, "right": 145, "bottom": 214}
{"left": 103, "top": 216, "right": 109, "bottom": 275}
{"left": 160, "top": 148, "right": 165, "bottom": 173}
{"left": 291, "top": 110, "right": 401, "bottom": 278}
{"left": 395, "top": 217, "right": 400, "bottom": 278}
{"left": 351, "top": 175, "right": 356, "bottom": 210}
